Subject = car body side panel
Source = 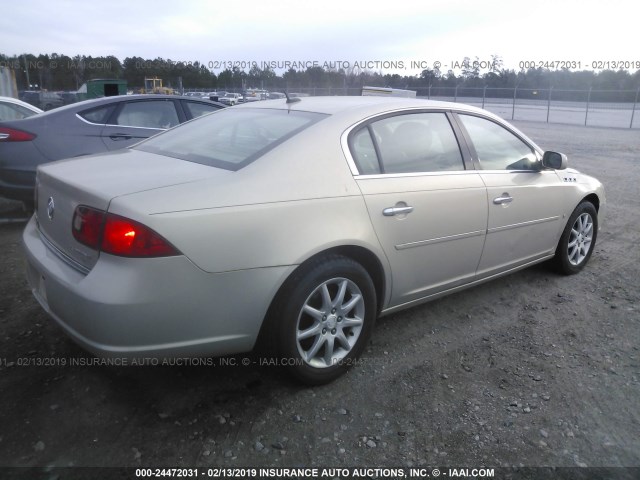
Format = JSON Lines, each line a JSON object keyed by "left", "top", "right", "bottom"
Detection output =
{"left": 0, "top": 142, "right": 48, "bottom": 198}
{"left": 110, "top": 195, "right": 385, "bottom": 274}
{"left": 356, "top": 172, "right": 488, "bottom": 306}
{"left": 476, "top": 170, "right": 567, "bottom": 276}
{"left": 561, "top": 168, "right": 606, "bottom": 222}
{"left": 30, "top": 115, "right": 108, "bottom": 160}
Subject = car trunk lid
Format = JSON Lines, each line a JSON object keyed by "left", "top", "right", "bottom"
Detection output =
{"left": 35, "top": 149, "right": 219, "bottom": 272}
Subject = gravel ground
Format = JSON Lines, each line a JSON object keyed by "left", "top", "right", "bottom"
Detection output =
{"left": 0, "top": 121, "right": 638, "bottom": 479}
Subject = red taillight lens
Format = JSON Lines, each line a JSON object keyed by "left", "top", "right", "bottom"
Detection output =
{"left": 72, "top": 206, "right": 105, "bottom": 249}
{"left": 102, "top": 214, "right": 179, "bottom": 257}
{"left": 0, "top": 127, "right": 36, "bottom": 142}
{"left": 72, "top": 206, "right": 179, "bottom": 258}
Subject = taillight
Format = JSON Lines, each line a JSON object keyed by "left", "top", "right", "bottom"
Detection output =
{"left": 0, "top": 127, "right": 36, "bottom": 142}
{"left": 72, "top": 206, "right": 179, "bottom": 258}
{"left": 102, "top": 215, "right": 179, "bottom": 257}
{"left": 72, "top": 206, "right": 105, "bottom": 250}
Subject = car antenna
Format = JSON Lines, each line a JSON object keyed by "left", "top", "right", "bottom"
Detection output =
{"left": 284, "top": 91, "right": 301, "bottom": 104}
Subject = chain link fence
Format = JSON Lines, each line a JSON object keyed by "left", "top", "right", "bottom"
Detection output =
{"left": 269, "top": 86, "right": 640, "bottom": 129}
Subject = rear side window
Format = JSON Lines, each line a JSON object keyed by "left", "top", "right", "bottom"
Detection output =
{"left": 114, "top": 100, "right": 179, "bottom": 129}
{"left": 78, "top": 105, "right": 115, "bottom": 124}
{"left": 135, "top": 108, "right": 327, "bottom": 171}
{"left": 351, "top": 127, "right": 380, "bottom": 174}
{"left": 350, "top": 112, "right": 464, "bottom": 174}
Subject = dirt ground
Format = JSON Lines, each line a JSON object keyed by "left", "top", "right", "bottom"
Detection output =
{"left": 0, "top": 121, "right": 638, "bottom": 479}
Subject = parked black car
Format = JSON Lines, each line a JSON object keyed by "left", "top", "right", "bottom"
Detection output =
{"left": 19, "top": 91, "right": 65, "bottom": 111}
{"left": 0, "top": 94, "right": 225, "bottom": 205}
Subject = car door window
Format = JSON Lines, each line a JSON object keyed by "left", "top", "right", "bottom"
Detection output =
{"left": 351, "top": 113, "right": 464, "bottom": 174}
{"left": 78, "top": 105, "right": 115, "bottom": 124}
{"left": 351, "top": 127, "right": 381, "bottom": 174}
{"left": 114, "top": 101, "right": 179, "bottom": 129}
{"left": 458, "top": 114, "right": 537, "bottom": 170}
{"left": 183, "top": 101, "right": 221, "bottom": 119}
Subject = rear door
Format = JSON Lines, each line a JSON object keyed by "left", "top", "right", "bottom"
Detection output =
{"left": 348, "top": 111, "right": 488, "bottom": 307}
{"left": 100, "top": 99, "right": 181, "bottom": 150}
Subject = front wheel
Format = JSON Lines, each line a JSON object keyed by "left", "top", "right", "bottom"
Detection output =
{"left": 271, "top": 255, "right": 377, "bottom": 385}
{"left": 553, "top": 201, "right": 598, "bottom": 275}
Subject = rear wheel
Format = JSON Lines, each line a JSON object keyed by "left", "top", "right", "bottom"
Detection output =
{"left": 553, "top": 201, "right": 598, "bottom": 275}
{"left": 270, "top": 255, "right": 376, "bottom": 385}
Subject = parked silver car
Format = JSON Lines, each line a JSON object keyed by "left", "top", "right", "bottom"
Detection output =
{"left": 23, "top": 96, "right": 605, "bottom": 384}
{"left": 0, "top": 94, "right": 224, "bottom": 205}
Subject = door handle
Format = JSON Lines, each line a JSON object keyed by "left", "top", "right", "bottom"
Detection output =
{"left": 109, "top": 133, "right": 132, "bottom": 141}
{"left": 493, "top": 193, "right": 513, "bottom": 205}
{"left": 383, "top": 205, "right": 414, "bottom": 216}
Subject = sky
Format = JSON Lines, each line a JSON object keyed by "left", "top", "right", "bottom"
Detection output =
{"left": 1, "top": 0, "right": 636, "bottom": 76}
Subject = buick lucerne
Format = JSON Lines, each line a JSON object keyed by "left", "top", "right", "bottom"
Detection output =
{"left": 23, "top": 96, "right": 605, "bottom": 384}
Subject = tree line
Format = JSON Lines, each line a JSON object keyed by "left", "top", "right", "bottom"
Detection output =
{"left": 2, "top": 53, "right": 639, "bottom": 94}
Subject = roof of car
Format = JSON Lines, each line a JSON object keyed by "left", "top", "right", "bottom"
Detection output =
{"left": 10, "top": 94, "right": 223, "bottom": 121}
{"left": 231, "top": 95, "right": 538, "bottom": 151}
{"left": 234, "top": 95, "right": 492, "bottom": 119}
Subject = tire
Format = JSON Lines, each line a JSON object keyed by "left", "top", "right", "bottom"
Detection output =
{"left": 269, "top": 255, "right": 377, "bottom": 385}
{"left": 553, "top": 201, "right": 598, "bottom": 275}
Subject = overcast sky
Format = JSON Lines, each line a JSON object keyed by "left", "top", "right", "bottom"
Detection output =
{"left": 1, "top": 0, "right": 636, "bottom": 75}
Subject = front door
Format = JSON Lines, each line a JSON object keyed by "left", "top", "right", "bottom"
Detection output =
{"left": 456, "top": 113, "right": 566, "bottom": 277}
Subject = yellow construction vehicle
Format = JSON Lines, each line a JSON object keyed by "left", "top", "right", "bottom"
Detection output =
{"left": 143, "top": 77, "right": 174, "bottom": 95}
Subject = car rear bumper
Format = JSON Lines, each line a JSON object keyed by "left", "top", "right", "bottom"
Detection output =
{"left": 23, "top": 215, "right": 293, "bottom": 359}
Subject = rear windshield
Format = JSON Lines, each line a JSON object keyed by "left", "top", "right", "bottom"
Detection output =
{"left": 134, "top": 108, "right": 327, "bottom": 171}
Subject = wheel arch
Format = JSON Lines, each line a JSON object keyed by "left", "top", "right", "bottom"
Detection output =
{"left": 313, "top": 245, "right": 387, "bottom": 314}
{"left": 552, "top": 196, "right": 599, "bottom": 275}
{"left": 582, "top": 193, "right": 600, "bottom": 211}
{"left": 255, "top": 244, "right": 387, "bottom": 352}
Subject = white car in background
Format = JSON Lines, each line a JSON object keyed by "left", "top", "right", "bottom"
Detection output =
{"left": 0, "top": 96, "right": 43, "bottom": 121}
{"left": 219, "top": 93, "right": 241, "bottom": 105}
{"left": 23, "top": 96, "right": 604, "bottom": 384}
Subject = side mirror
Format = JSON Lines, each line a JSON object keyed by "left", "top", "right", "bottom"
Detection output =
{"left": 542, "top": 151, "right": 568, "bottom": 170}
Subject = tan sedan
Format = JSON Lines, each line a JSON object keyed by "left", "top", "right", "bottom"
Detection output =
{"left": 23, "top": 96, "right": 604, "bottom": 384}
